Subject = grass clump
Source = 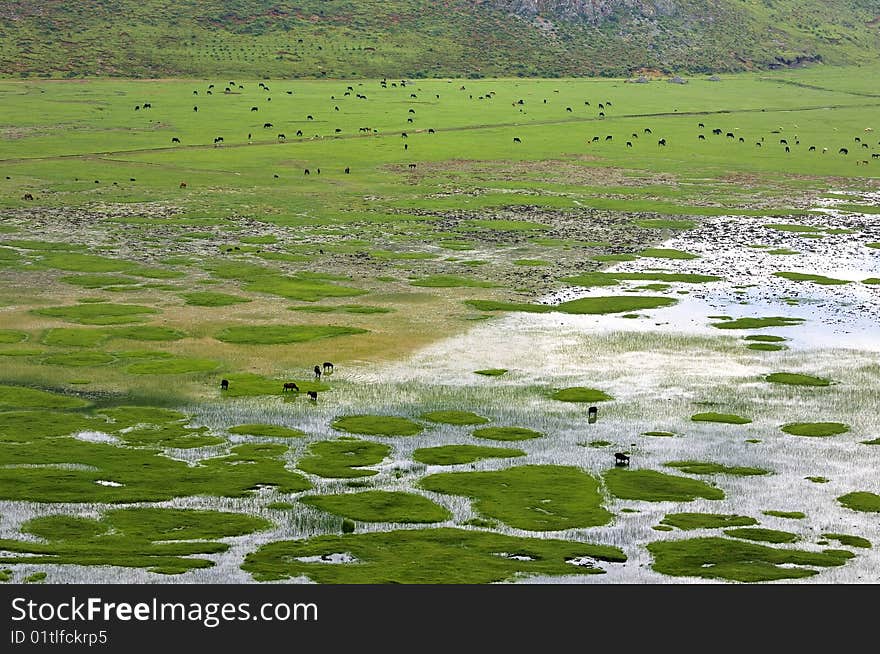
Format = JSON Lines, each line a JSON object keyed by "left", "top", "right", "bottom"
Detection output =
{"left": 665, "top": 461, "right": 769, "bottom": 476}
{"left": 229, "top": 424, "right": 306, "bottom": 438}
{"left": 43, "top": 351, "right": 115, "bottom": 367}
{"left": 712, "top": 316, "right": 805, "bottom": 330}
{"left": 297, "top": 439, "right": 390, "bottom": 478}
{"left": 332, "top": 415, "right": 423, "bottom": 437}
{"left": 773, "top": 272, "right": 850, "bottom": 286}
{"left": 637, "top": 248, "right": 700, "bottom": 259}
{"left": 215, "top": 325, "right": 368, "bottom": 344}
{"left": 838, "top": 492, "right": 880, "bottom": 513}
{"left": 301, "top": 491, "right": 451, "bottom": 523}
{"left": 474, "top": 368, "right": 507, "bottom": 376}
{"left": 691, "top": 412, "right": 752, "bottom": 424}
{"left": 33, "top": 303, "right": 158, "bottom": 325}
{"left": 411, "top": 275, "right": 499, "bottom": 288}
{"left": 181, "top": 292, "right": 251, "bottom": 307}
{"left": 648, "top": 537, "right": 852, "bottom": 582}
{"left": 551, "top": 387, "right": 613, "bottom": 403}
{"left": 420, "top": 465, "right": 612, "bottom": 531}
{"left": 822, "top": 534, "right": 871, "bottom": 548}
{"left": 765, "top": 372, "right": 833, "bottom": 386}
{"left": 642, "top": 431, "right": 676, "bottom": 437}
{"left": 0, "top": 330, "right": 28, "bottom": 344}
{"left": 0, "top": 384, "right": 90, "bottom": 410}
{"left": 420, "top": 410, "right": 489, "bottom": 426}
{"left": 467, "top": 296, "right": 676, "bottom": 315}
{"left": 604, "top": 468, "right": 724, "bottom": 501}
{"left": 126, "top": 357, "right": 218, "bottom": 375}
{"left": 781, "top": 422, "right": 849, "bottom": 437}
{"left": 763, "top": 510, "right": 806, "bottom": 519}
{"left": 472, "top": 426, "right": 543, "bottom": 441}
{"left": 660, "top": 513, "right": 758, "bottom": 530}
{"left": 413, "top": 445, "right": 525, "bottom": 465}
{"left": 243, "top": 528, "right": 625, "bottom": 583}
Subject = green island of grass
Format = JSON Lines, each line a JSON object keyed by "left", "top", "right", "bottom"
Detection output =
{"left": 297, "top": 439, "right": 391, "bottom": 478}
{"left": 604, "top": 468, "right": 724, "bottom": 501}
{"left": 472, "top": 426, "right": 543, "bottom": 441}
{"left": 659, "top": 513, "right": 758, "bottom": 530}
{"left": 781, "top": 422, "right": 849, "bottom": 437}
{"left": 413, "top": 445, "right": 525, "bottom": 465}
{"left": 300, "top": 491, "right": 452, "bottom": 523}
{"left": 420, "top": 410, "right": 490, "bottom": 426}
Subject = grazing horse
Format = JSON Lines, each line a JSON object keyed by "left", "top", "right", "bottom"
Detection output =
{"left": 220, "top": 379, "right": 229, "bottom": 391}
{"left": 307, "top": 391, "right": 318, "bottom": 401}
{"left": 282, "top": 382, "right": 299, "bottom": 392}
{"left": 314, "top": 365, "right": 322, "bottom": 379}
{"left": 614, "top": 453, "right": 630, "bottom": 466}
{"left": 323, "top": 362, "right": 334, "bottom": 373}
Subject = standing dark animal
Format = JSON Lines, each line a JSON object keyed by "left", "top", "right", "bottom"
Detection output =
{"left": 428, "top": 128, "right": 435, "bottom": 134}
{"left": 698, "top": 122, "right": 705, "bottom": 128}
{"left": 644, "top": 128, "right": 652, "bottom": 134}
{"left": 839, "top": 148, "right": 849, "bottom": 155}
{"left": 614, "top": 453, "right": 630, "bottom": 466}
{"left": 726, "top": 132, "right": 734, "bottom": 139}
{"left": 251, "top": 106, "right": 259, "bottom": 112}
{"left": 785, "top": 146, "right": 790, "bottom": 152}
{"left": 588, "top": 406, "right": 598, "bottom": 423}
{"left": 344, "top": 167, "right": 350, "bottom": 174}
{"left": 171, "top": 137, "right": 180, "bottom": 143}
{"left": 658, "top": 138, "right": 667, "bottom": 146}
{"left": 304, "top": 169, "right": 310, "bottom": 175}
{"left": 808, "top": 146, "right": 816, "bottom": 151}
{"left": 698, "top": 134, "right": 706, "bottom": 140}
{"left": 314, "top": 365, "right": 322, "bottom": 379}
{"left": 513, "top": 137, "right": 521, "bottom": 143}
{"left": 143, "top": 103, "right": 151, "bottom": 109}
{"left": 605, "top": 135, "right": 613, "bottom": 141}
{"left": 219, "top": 379, "right": 229, "bottom": 391}
{"left": 193, "top": 106, "right": 198, "bottom": 112}
{"left": 323, "top": 362, "right": 334, "bottom": 373}
{"left": 307, "top": 115, "right": 314, "bottom": 120}
{"left": 566, "top": 107, "right": 572, "bottom": 112}
{"left": 408, "top": 163, "right": 417, "bottom": 169}
{"left": 263, "top": 122, "right": 273, "bottom": 128}
{"left": 278, "top": 134, "right": 286, "bottom": 140}
{"left": 22, "top": 193, "right": 33, "bottom": 201}
{"left": 282, "top": 382, "right": 299, "bottom": 392}
{"left": 296, "top": 130, "right": 303, "bottom": 136}
{"left": 307, "top": 391, "right": 318, "bottom": 401}
{"left": 179, "top": 182, "right": 187, "bottom": 189}
{"left": 626, "top": 141, "right": 632, "bottom": 148}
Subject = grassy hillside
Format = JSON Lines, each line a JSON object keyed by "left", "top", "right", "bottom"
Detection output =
{"left": 1, "top": 0, "right": 879, "bottom": 78}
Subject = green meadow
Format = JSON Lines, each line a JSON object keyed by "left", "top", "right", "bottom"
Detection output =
{"left": 0, "top": 66, "right": 878, "bottom": 585}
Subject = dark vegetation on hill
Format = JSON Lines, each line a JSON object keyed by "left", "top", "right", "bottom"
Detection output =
{"left": 1, "top": 1, "right": 879, "bottom": 78}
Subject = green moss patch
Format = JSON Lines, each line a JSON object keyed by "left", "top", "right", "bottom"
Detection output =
{"left": 472, "top": 426, "right": 543, "bottom": 441}
{"left": 604, "top": 468, "right": 724, "bottom": 502}
{"left": 243, "top": 527, "right": 625, "bottom": 583}
{"left": 642, "top": 431, "right": 676, "bottom": 437}
{"left": 60, "top": 274, "right": 140, "bottom": 289}
{"left": 43, "top": 351, "right": 115, "bottom": 367}
{"left": 781, "top": 422, "right": 849, "bottom": 437}
{"left": 420, "top": 410, "right": 489, "bottom": 426}
{"left": 665, "top": 461, "right": 769, "bottom": 476}
{"left": 474, "top": 368, "right": 508, "bottom": 376}
{"left": 660, "top": 513, "right": 758, "bottom": 530}
{"left": 691, "top": 412, "right": 752, "bottom": 424}
{"left": 332, "top": 415, "right": 423, "bottom": 437}
{"left": 33, "top": 303, "right": 158, "bottom": 325}
{"left": 301, "top": 491, "right": 451, "bottom": 523}
{"left": 723, "top": 527, "right": 799, "bottom": 543}
{"left": 765, "top": 372, "right": 833, "bottom": 386}
{"left": 0, "top": 384, "right": 89, "bottom": 410}
{"left": 838, "top": 492, "right": 880, "bottom": 513}
{"left": 773, "top": 272, "right": 850, "bottom": 286}
{"left": 181, "top": 292, "right": 251, "bottom": 307}
{"left": 297, "top": 439, "right": 391, "bottom": 478}
{"left": 229, "top": 424, "right": 306, "bottom": 438}
{"left": 822, "top": 534, "right": 871, "bottom": 548}
{"left": 712, "top": 316, "right": 805, "bottom": 330}
{"left": 638, "top": 248, "right": 700, "bottom": 259}
{"left": 763, "top": 511, "right": 806, "bottom": 519}
{"left": 648, "top": 537, "right": 853, "bottom": 582}
{"left": 420, "top": 465, "right": 612, "bottom": 531}
{"left": 126, "top": 357, "right": 219, "bottom": 375}
{"left": 0, "top": 330, "right": 28, "bottom": 344}
{"left": 0, "top": 508, "right": 271, "bottom": 575}
{"left": 748, "top": 343, "right": 786, "bottom": 351}
{"left": 207, "top": 262, "right": 365, "bottom": 302}
{"left": 411, "top": 275, "right": 499, "bottom": 288}
{"left": 551, "top": 387, "right": 613, "bottom": 403}
{"left": 467, "top": 296, "right": 676, "bottom": 315}
{"left": 215, "top": 324, "right": 368, "bottom": 344}
{"left": 413, "top": 445, "right": 525, "bottom": 465}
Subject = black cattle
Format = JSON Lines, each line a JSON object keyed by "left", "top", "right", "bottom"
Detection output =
{"left": 614, "top": 453, "right": 630, "bottom": 466}
{"left": 171, "top": 137, "right": 180, "bottom": 143}
{"left": 626, "top": 141, "right": 633, "bottom": 147}
{"left": 408, "top": 163, "right": 417, "bottom": 169}
{"left": 407, "top": 118, "right": 413, "bottom": 123}
{"left": 335, "top": 128, "right": 342, "bottom": 133}
{"left": 143, "top": 103, "right": 151, "bottom": 109}
{"left": 839, "top": 148, "right": 849, "bottom": 155}
{"left": 22, "top": 193, "right": 33, "bottom": 201}
{"left": 193, "top": 90, "right": 198, "bottom": 95}
{"left": 428, "top": 128, "right": 435, "bottom": 134}
{"left": 863, "top": 143, "right": 870, "bottom": 149}
{"left": 739, "top": 137, "right": 745, "bottom": 143}
{"left": 314, "top": 365, "right": 322, "bottom": 379}
{"left": 134, "top": 105, "right": 140, "bottom": 111}
{"left": 605, "top": 135, "right": 613, "bottom": 141}
{"left": 304, "top": 169, "right": 310, "bottom": 175}
{"left": 408, "top": 108, "right": 416, "bottom": 113}
{"left": 251, "top": 106, "right": 258, "bottom": 112}
{"left": 513, "top": 137, "right": 522, "bottom": 143}
{"left": 598, "top": 103, "right": 604, "bottom": 110}
{"left": 323, "top": 362, "right": 334, "bottom": 373}
{"left": 208, "top": 84, "right": 214, "bottom": 89}
{"left": 873, "top": 153, "right": 880, "bottom": 159}
{"left": 206, "top": 90, "right": 212, "bottom": 95}
{"left": 296, "top": 130, "right": 303, "bottom": 136}
{"left": 401, "top": 132, "right": 408, "bottom": 138}
{"left": 785, "top": 146, "right": 790, "bottom": 152}
{"left": 213, "top": 137, "right": 223, "bottom": 144}
{"left": 780, "top": 139, "right": 788, "bottom": 145}
{"left": 599, "top": 112, "right": 605, "bottom": 117}
{"left": 591, "top": 136, "right": 600, "bottom": 142}
{"left": 698, "top": 134, "right": 706, "bottom": 140}
{"left": 263, "top": 122, "right": 273, "bottom": 128}
{"left": 307, "top": 115, "right": 314, "bottom": 120}
{"left": 282, "top": 382, "right": 299, "bottom": 392}
{"left": 220, "top": 379, "right": 229, "bottom": 391}
{"left": 307, "top": 391, "right": 318, "bottom": 401}
{"left": 344, "top": 167, "right": 350, "bottom": 174}
{"left": 566, "top": 107, "right": 572, "bottom": 112}
{"left": 698, "top": 122, "right": 705, "bottom": 128}
{"left": 658, "top": 138, "right": 667, "bottom": 146}
{"left": 726, "top": 132, "right": 734, "bottom": 139}
{"left": 809, "top": 146, "right": 816, "bottom": 151}
{"left": 193, "top": 106, "right": 198, "bottom": 112}
{"left": 404, "top": 143, "right": 408, "bottom": 150}
{"left": 644, "top": 128, "right": 652, "bottom": 134}
{"left": 855, "top": 137, "right": 861, "bottom": 143}
{"left": 756, "top": 142, "right": 762, "bottom": 147}
{"left": 278, "top": 134, "right": 286, "bottom": 140}
{"left": 179, "top": 182, "right": 187, "bottom": 188}
{"left": 712, "top": 128, "right": 722, "bottom": 135}
{"left": 248, "top": 133, "right": 252, "bottom": 140}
